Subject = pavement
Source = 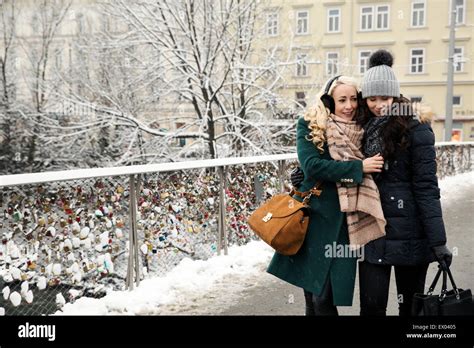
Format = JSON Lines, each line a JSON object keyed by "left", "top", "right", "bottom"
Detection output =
{"left": 216, "top": 179, "right": 474, "bottom": 316}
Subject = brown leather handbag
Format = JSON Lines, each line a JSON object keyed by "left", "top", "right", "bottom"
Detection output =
{"left": 248, "top": 183, "right": 322, "bottom": 255}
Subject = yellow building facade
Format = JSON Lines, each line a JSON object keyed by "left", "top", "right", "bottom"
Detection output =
{"left": 261, "top": 0, "right": 474, "bottom": 141}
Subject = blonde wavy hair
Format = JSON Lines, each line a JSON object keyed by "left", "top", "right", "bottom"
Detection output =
{"left": 304, "top": 76, "right": 360, "bottom": 153}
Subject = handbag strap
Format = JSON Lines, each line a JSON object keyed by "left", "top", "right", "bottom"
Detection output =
{"left": 446, "top": 267, "right": 461, "bottom": 300}
{"left": 291, "top": 182, "right": 323, "bottom": 204}
{"left": 440, "top": 269, "right": 448, "bottom": 300}
{"left": 427, "top": 268, "right": 443, "bottom": 295}
{"left": 428, "top": 266, "right": 460, "bottom": 301}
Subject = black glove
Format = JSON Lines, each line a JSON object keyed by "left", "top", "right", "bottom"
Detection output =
{"left": 290, "top": 167, "right": 305, "bottom": 188}
{"left": 431, "top": 245, "right": 453, "bottom": 271}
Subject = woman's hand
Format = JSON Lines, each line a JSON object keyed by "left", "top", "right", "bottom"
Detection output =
{"left": 363, "top": 153, "right": 384, "bottom": 173}
{"left": 290, "top": 167, "right": 304, "bottom": 188}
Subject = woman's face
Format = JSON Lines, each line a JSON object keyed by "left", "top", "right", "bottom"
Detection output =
{"left": 366, "top": 96, "right": 394, "bottom": 116}
{"left": 331, "top": 84, "right": 358, "bottom": 121}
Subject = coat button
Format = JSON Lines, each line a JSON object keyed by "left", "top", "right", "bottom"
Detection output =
{"left": 378, "top": 259, "right": 382, "bottom": 263}
{"left": 390, "top": 196, "right": 395, "bottom": 200}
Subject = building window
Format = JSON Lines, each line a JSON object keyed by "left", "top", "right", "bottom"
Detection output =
{"left": 32, "top": 13, "right": 40, "bottom": 33}
{"left": 359, "top": 50, "right": 372, "bottom": 74}
{"left": 454, "top": 47, "right": 464, "bottom": 72}
{"left": 76, "top": 13, "right": 85, "bottom": 34}
{"left": 266, "top": 12, "right": 279, "bottom": 37}
{"left": 296, "top": 91, "right": 306, "bottom": 108}
{"left": 361, "top": 5, "right": 389, "bottom": 31}
{"left": 296, "top": 10, "right": 309, "bottom": 35}
{"left": 411, "top": 0, "right": 425, "bottom": 27}
{"left": 360, "top": 6, "right": 373, "bottom": 31}
{"left": 175, "top": 122, "right": 186, "bottom": 147}
{"left": 450, "top": 0, "right": 466, "bottom": 25}
{"left": 410, "top": 48, "right": 425, "bottom": 74}
{"left": 376, "top": 5, "right": 390, "bottom": 30}
{"left": 55, "top": 49, "right": 62, "bottom": 70}
{"left": 326, "top": 52, "right": 339, "bottom": 75}
{"left": 453, "top": 95, "right": 461, "bottom": 106}
{"left": 450, "top": 128, "right": 462, "bottom": 141}
{"left": 296, "top": 54, "right": 308, "bottom": 77}
{"left": 327, "top": 8, "right": 340, "bottom": 33}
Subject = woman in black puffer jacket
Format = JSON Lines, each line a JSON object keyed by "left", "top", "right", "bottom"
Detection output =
{"left": 356, "top": 50, "right": 452, "bottom": 316}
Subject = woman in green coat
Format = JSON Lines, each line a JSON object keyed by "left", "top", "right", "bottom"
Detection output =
{"left": 267, "top": 76, "right": 386, "bottom": 315}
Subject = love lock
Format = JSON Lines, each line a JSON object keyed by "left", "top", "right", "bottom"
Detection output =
{"left": 262, "top": 212, "right": 272, "bottom": 223}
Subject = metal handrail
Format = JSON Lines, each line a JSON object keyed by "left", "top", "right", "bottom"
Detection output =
{"left": 435, "top": 141, "right": 474, "bottom": 147}
{"left": 0, "top": 153, "right": 298, "bottom": 188}
{"left": 2, "top": 142, "right": 473, "bottom": 187}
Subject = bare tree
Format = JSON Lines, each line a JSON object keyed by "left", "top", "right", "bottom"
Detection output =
{"left": 14, "top": 0, "right": 71, "bottom": 171}
{"left": 0, "top": 0, "right": 22, "bottom": 173}
{"left": 93, "top": 0, "right": 294, "bottom": 160}
{"left": 4, "top": 0, "right": 310, "bottom": 172}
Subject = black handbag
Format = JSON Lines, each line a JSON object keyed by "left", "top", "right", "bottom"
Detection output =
{"left": 412, "top": 266, "right": 474, "bottom": 316}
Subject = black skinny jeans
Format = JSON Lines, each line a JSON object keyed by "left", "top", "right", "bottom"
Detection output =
{"left": 359, "top": 261, "right": 429, "bottom": 316}
{"left": 303, "top": 278, "right": 338, "bottom": 316}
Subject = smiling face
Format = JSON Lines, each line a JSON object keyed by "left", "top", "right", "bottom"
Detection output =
{"left": 331, "top": 84, "right": 358, "bottom": 121}
{"left": 366, "top": 96, "right": 394, "bottom": 116}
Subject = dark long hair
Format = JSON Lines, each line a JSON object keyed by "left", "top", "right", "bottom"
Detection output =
{"left": 356, "top": 95, "right": 413, "bottom": 161}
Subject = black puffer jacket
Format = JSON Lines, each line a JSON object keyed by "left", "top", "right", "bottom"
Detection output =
{"left": 363, "top": 120, "right": 447, "bottom": 265}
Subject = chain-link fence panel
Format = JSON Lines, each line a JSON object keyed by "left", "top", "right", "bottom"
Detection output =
{"left": 134, "top": 170, "right": 220, "bottom": 277}
{"left": 0, "top": 176, "right": 132, "bottom": 315}
{"left": 436, "top": 144, "right": 474, "bottom": 179}
{"left": 133, "top": 160, "right": 299, "bottom": 278}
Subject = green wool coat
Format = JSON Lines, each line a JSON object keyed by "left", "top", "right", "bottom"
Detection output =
{"left": 267, "top": 117, "right": 364, "bottom": 306}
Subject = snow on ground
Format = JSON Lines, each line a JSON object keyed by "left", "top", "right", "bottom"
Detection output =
{"left": 55, "top": 240, "right": 274, "bottom": 315}
{"left": 438, "top": 171, "right": 474, "bottom": 202}
{"left": 55, "top": 170, "right": 474, "bottom": 315}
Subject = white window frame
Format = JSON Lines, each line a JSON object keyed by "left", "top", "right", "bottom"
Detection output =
{"left": 410, "top": 48, "right": 425, "bottom": 74}
{"left": 360, "top": 6, "right": 374, "bottom": 31}
{"left": 326, "top": 52, "right": 339, "bottom": 76}
{"left": 266, "top": 12, "right": 279, "bottom": 37}
{"left": 327, "top": 8, "right": 341, "bottom": 33}
{"left": 55, "top": 49, "right": 62, "bottom": 69}
{"left": 296, "top": 53, "right": 308, "bottom": 77}
{"left": 360, "top": 5, "right": 390, "bottom": 31}
{"left": 453, "top": 95, "right": 462, "bottom": 107}
{"left": 296, "top": 10, "right": 309, "bottom": 35}
{"left": 76, "top": 13, "right": 85, "bottom": 33}
{"left": 296, "top": 91, "right": 307, "bottom": 108}
{"left": 376, "top": 5, "right": 390, "bottom": 30}
{"left": 454, "top": 47, "right": 464, "bottom": 72}
{"left": 449, "top": 0, "right": 466, "bottom": 25}
{"left": 411, "top": 0, "right": 426, "bottom": 28}
{"left": 358, "top": 50, "right": 372, "bottom": 75}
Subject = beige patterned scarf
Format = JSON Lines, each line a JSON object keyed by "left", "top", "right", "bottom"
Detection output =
{"left": 326, "top": 114, "right": 386, "bottom": 249}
